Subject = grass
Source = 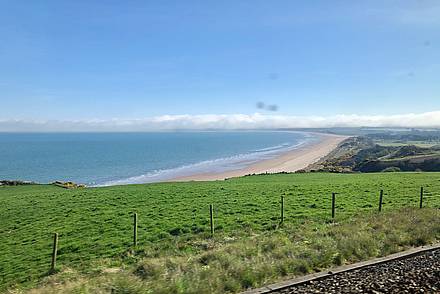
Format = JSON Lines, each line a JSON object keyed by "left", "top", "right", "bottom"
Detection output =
{"left": 25, "top": 208, "right": 440, "bottom": 294}
{"left": 1, "top": 172, "right": 440, "bottom": 292}
{"left": 374, "top": 140, "right": 440, "bottom": 148}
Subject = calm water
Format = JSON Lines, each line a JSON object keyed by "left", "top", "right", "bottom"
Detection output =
{"left": 0, "top": 131, "right": 317, "bottom": 186}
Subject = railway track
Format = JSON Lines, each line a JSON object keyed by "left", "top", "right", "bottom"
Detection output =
{"left": 244, "top": 243, "right": 440, "bottom": 294}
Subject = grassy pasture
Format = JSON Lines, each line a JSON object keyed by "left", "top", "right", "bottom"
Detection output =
{"left": 374, "top": 140, "right": 440, "bottom": 148}
{"left": 1, "top": 172, "right": 440, "bottom": 292}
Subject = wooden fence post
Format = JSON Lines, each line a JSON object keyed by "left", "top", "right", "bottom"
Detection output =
{"left": 50, "top": 232, "right": 58, "bottom": 272}
{"left": 209, "top": 204, "right": 214, "bottom": 237}
{"left": 133, "top": 213, "right": 138, "bottom": 247}
{"left": 280, "top": 196, "right": 285, "bottom": 224}
{"left": 331, "top": 193, "right": 336, "bottom": 219}
{"left": 379, "top": 190, "right": 383, "bottom": 212}
{"left": 420, "top": 187, "right": 424, "bottom": 209}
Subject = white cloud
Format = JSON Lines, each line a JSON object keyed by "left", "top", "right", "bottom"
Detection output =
{"left": 1, "top": 111, "right": 440, "bottom": 132}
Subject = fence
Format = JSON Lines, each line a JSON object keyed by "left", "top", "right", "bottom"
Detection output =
{"left": 48, "top": 186, "right": 435, "bottom": 272}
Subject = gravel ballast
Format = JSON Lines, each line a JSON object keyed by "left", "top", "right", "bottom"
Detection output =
{"left": 274, "top": 249, "right": 440, "bottom": 293}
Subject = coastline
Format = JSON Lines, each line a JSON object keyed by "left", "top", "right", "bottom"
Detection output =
{"left": 171, "top": 133, "right": 349, "bottom": 182}
{"left": 0, "top": 132, "right": 349, "bottom": 186}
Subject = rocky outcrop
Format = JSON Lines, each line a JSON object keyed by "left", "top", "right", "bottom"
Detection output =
{"left": 52, "top": 181, "right": 86, "bottom": 189}
{"left": 0, "top": 180, "right": 36, "bottom": 186}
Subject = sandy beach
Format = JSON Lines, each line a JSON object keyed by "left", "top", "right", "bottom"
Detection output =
{"left": 172, "top": 133, "right": 349, "bottom": 182}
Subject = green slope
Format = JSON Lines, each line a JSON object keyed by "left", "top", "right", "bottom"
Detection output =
{"left": 1, "top": 172, "right": 440, "bottom": 291}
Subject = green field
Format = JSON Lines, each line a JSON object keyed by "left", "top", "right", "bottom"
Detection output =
{"left": 1, "top": 173, "right": 440, "bottom": 293}
{"left": 374, "top": 140, "right": 440, "bottom": 148}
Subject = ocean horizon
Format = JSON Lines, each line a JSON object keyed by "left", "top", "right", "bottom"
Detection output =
{"left": 0, "top": 131, "right": 319, "bottom": 186}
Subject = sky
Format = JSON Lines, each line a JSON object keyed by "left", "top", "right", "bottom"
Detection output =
{"left": 1, "top": 0, "right": 440, "bottom": 130}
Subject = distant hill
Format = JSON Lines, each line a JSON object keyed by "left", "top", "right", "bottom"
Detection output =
{"left": 306, "top": 135, "right": 440, "bottom": 173}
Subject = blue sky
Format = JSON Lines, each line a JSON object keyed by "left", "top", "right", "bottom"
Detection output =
{"left": 1, "top": 1, "right": 440, "bottom": 128}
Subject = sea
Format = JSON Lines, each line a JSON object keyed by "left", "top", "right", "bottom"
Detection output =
{"left": 0, "top": 131, "right": 318, "bottom": 186}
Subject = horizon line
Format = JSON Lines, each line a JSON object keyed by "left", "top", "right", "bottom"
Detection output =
{"left": 1, "top": 111, "right": 440, "bottom": 132}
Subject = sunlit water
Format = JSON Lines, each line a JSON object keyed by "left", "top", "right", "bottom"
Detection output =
{"left": 0, "top": 131, "right": 318, "bottom": 186}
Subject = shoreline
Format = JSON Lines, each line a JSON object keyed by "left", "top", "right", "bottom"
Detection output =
{"left": 1, "top": 132, "right": 349, "bottom": 187}
{"left": 171, "top": 133, "right": 349, "bottom": 182}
